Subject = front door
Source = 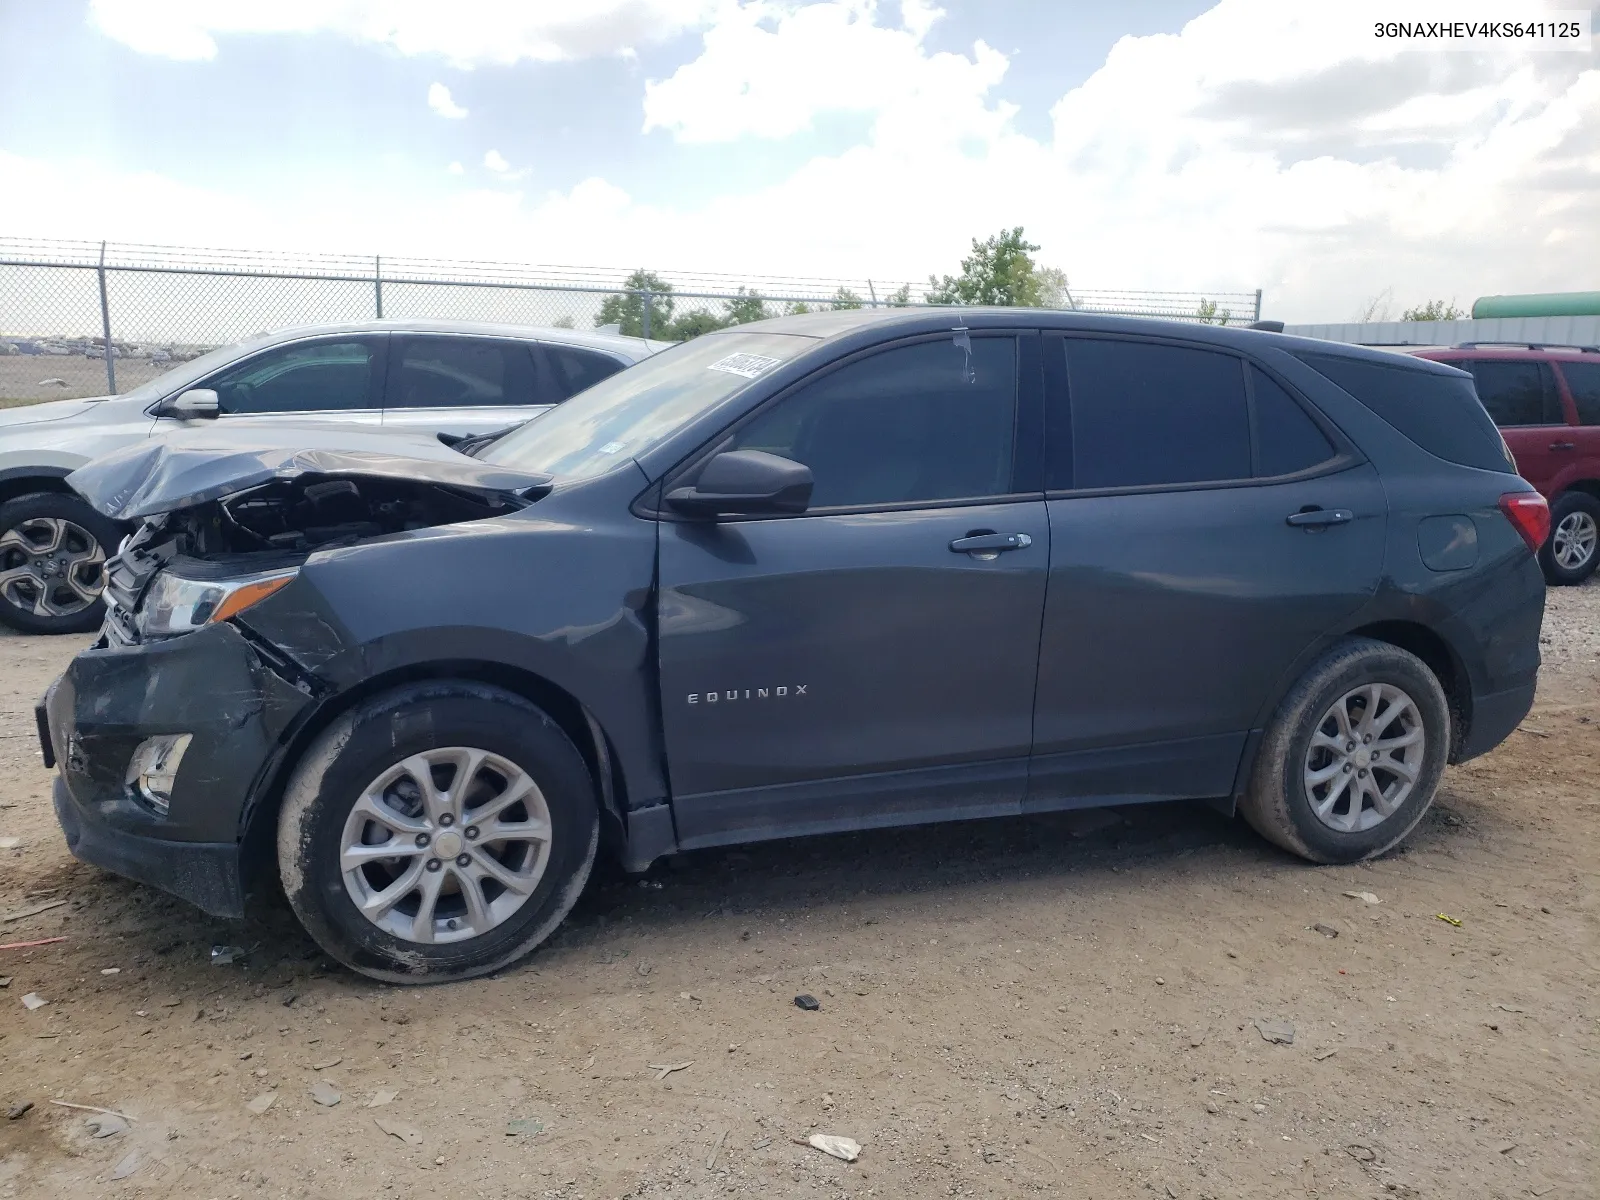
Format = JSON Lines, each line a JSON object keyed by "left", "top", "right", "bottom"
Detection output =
{"left": 657, "top": 332, "right": 1049, "bottom": 848}
{"left": 1029, "top": 335, "right": 1387, "bottom": 810}
{"left": 178, "top": 336, "right": 387, "bottom": 430}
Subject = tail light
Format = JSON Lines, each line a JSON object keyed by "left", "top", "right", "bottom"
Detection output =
{"left": 1498, "top": 492, "right": 1550, "bottom": 553}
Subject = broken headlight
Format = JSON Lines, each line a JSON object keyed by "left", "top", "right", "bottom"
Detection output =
{"left": 136, "top": 566, "right": 298, "bottom": 639}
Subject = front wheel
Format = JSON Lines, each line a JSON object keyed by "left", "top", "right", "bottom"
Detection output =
{"left": 1540, "top": 492, "right": 1600, "bottom": 586}
{"left": 277, "top": 682, "right": 598, "bottom": 983}
{"left": 0, "top": 491, "right": 122, "bottom": 634}
{"left": 1239, "top": 638, "right": 1449, "bottom": 864}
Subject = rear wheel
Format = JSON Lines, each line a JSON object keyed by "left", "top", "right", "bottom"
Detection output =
{"left": 1540, "top": 492, "right": 1600, "bottom": 586}
{"left": 1239, "top": 638, "right": 1449, "bottom": 864}
{"left": 0, "top": 491, "right": 121, "bottom": 635}
{"left": 277, "top": 682, "right": 598, "bottom": 983}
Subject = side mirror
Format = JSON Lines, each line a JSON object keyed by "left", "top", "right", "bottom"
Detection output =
{"left": 665, "top": 450, "right": 813, "bottom": 518}
{"left": 157, "top": 388, "right": 219, "bottom": 419}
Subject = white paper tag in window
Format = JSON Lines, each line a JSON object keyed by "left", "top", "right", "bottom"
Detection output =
{"left": 707, "top": 352, "right": 782, "bottom": 379}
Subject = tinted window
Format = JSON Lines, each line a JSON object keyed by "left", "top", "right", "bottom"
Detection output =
{"left": 1469, "top": 361, "right": 1561, "bottom": 426}
{"left": 389, "top": 337, "right": 530, "bottom": 409}
{"left": 729, "top": 337, "right": 1017, "bottom": 508}
{"left": 1295, "top": 352, "right": 1513, "bottom": 474}
{"left": 209, "top": 340, "right": 375, "bottom": 415}
{"left": 1561, "top": 362, "right": 1600, "bottom": 425}
{"left": 1253, "top": 367, "right": 1336, "bottom": 476}
{"left": 541, "top": 345, "right": 625, "bottom": 401}
{"left": 1057, "top": 340, "right": 1249, "bottom": 490}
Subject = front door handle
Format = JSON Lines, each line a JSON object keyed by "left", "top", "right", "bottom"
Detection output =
{"left": 949, "top": 531, "right": 1034, "bottom": 555}
{"left": 1550, "top": 441, "right": 1577, "bottom": 451}
{"left": 1286, "top": 508, "right": 1354, "bottom": 528}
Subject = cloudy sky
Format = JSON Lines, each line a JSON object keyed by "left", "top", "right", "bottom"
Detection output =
{"left": 0, "top": 0, "right": 1595, "bottom": 321}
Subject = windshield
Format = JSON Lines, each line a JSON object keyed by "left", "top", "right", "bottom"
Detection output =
{"left": 480, "top": 331, "right": 813, "bottom": 479}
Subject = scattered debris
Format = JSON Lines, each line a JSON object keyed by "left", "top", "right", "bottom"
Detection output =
{"left": 649, "top": 1061, "right": 693, "bottom": 1082}
{"left": 7, "top": 1101, "right": 32, "bottom": 1120}
{"left": 1205, "top": 1101, "right": 1220, "bottom": 1115}
{"left": 110, "top": 1151, "right": 140, "bottom": 1180}
{"left": 366, "top": 1090, "right": 397, "bottom": 1108}
{"left": 1346, "top": 1144, "right": 1377, "bottom": 1162}
{"left": 374, "top": 1116, "right": 424, "bottom": 1145}
{"left": 751, "top": 1136, "right": 773, "bottom": 1151}
{"left": 1254, "top": 1018, "right": 1295, "bottom": 1045}
{"left": 50, "top": 1099, "right": 135, "bottom": 1121}
{"left": 506, "top": 1117, "right": 544, "bottom": 1137}
{"left": 807, "top": 1134, "right": 862, "bottom": 1162}
{"left": 1314, "top": 1048, "right": 1338, "bottom": 1061}
{"left": 0, "top": 837, "right": 19, "bottom": 850}
{"left": 158, "top": 998, "right": 182, "bottom": 1007}
{"left": 281, "top": 992, "right": 298, "bottom": 1007}
{"left": 85, "top": 1113, "right": 129, "bottom": 1138}
{"left": 210, "top": 945, "right": 247, "bottom": 965}
{"left": 0, "top": 976, "right": 10, "bottom": 987}
{"left": 21, "top": 992, "right": 48, "bottom": 1010}
{"left": 678, "top": 991, "right": 701, "bottom": 1002}
{"left": 2, "top": 937, "right": 68, "bottom": 952}
{"left": 1342, "top": 891, "right": 1381, "bottom": 905}
{"left": 706, "top": 1127, "right": 729, "bottom": 1169}
{"left": 1497, "top": 1142, "right": 1518, "bottom": 1155}
{"left": 100, "top": 967, "right": 120, "bottom": 976}
{"left": 312, "top": 1057, "right": 343, "bottom": 1070}
{"left": 1518, "top": 726, "right": 1550, "bottom": 739}
{"left": 1, "top": 899, "right": 69, "bottom": 923}
{"left": 1312, "top": 923, "right": 1339, "bottom": 938}
{"left": 795, "top": 994, "right": 821, "bottom": 1011}
{"left": 1493, "top": 1004, "right": 1526, "bottom": 1014}
{"left": 310, "top": 1081, "right": 341, "bottom": 1107}
{"left": 637, "top": 963, "right": 652, "bottom": 976}
{"left": 1435, "top": 913, "right": 1463, "bottom": 928}
{"left": 246, "top": 1093, "right": 276, "bottom": 1115}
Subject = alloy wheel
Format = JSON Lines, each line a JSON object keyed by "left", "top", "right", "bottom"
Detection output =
{"left": 1551, "top": 510, "right": 1598, "bottom": 572}
{"left": 0, "top": 517, "right": 107, "bottom": 618}
{"left": 1303, "top": 683, "right": 1426, "bottom": 833}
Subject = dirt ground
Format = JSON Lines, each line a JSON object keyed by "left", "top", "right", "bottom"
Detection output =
{"left": 0, "top": 358, "right": 177, "bottom": 406}
{"left": 1, "top": 589, "right": 1596, "bottom": 1200}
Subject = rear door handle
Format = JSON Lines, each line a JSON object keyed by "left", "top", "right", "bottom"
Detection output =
{"left": 1550, "top": 441, "right": 1577, "bottom": 451}
{"left": 1286, "top": 508, "right": 1354, "bottom": 528}
{"left": 949, "top": 531, "right": 1034, "bottom": 554}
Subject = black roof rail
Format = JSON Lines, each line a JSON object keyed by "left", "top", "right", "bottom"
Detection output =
{"left": 1453, "top": 341, "right": 1600, "bottom": 353}
{"left": 1247, "top": 320, "right": 1284, "bottom": 332}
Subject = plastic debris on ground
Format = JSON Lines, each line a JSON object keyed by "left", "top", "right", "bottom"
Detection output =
{"left": 85, "top": 1113, "right": 128, "bottom": 1138}
{"left": 365, "top": 1090, "right": 397, "bottom": 1108}
{"left": 1436, "top": 913, "right": 1463, "bottom": 927}
{"left": 210, "top": 945, "right": 246, "bottom": 965}
{"left": 506, "top": 1118, "right": 544, "bottom": 1137}
{"left": 309, "top": 1081, "right": 341, "bottom": 1107}
{"left": 374, "top": 1116, "right": 424, "bottom": 1145}
{"left": 1342, "top": 891, "right": 1381, "bottom": 904}
{"left": 794, "top": 994, "right": 821, "bottom": 1011}
{"left": 1254, "top": 1017, "right": 1295, "bottom": 1045}
{"left": 110, "top": 1151, "right": 140, "bottom": 1180}
{"left": 21, "top": 992, "right": 47, "bottom": 1010}
{"left": 807, "top": 1134, "right": 862, "bottom": 1162}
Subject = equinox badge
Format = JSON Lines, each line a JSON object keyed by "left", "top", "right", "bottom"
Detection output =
{"left": 687, "top": 685, "right": 808, "bottom": 704}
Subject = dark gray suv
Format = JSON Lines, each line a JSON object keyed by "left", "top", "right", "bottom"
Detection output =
{"left": 42, "top": 308, "right": 1548, "bottom": 982}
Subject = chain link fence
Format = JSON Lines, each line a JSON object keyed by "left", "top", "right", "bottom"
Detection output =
{"left": 0, "top": 238, "right": 1262, "bottom": 403}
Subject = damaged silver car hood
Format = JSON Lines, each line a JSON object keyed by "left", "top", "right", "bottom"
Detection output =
{"left": 68, "top": 424, "right": 554, "bottom": 521}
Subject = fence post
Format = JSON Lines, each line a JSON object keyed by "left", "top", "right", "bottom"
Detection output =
{"left": 374, "top": 256, "right": 384, "bottom": 319}
{"left": 867, "top": 279, "right": 879, "bottom": 308}
{"left": 1254, "top": 288, "right": 1263, "bottom": 322}
{"left": 640, "top": 289, "right": 652, "bottom": 339}
{"left": 97, "top": 240, "right": 116, "bottom": 395}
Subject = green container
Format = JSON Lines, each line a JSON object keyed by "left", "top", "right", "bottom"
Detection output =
{"left": 1471, "top": 292, "right": 1600, "bottom": 319}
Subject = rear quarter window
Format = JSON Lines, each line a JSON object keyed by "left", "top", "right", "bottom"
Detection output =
{"left": 1294, "top": 352, "right": 1514, "bottom": 474}
{"left": 1561, "top": 361, "right": 1600, "bottom": 425}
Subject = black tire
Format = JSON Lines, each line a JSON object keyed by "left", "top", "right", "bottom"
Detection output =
{"left": 0, "top": 491, "right": 122, "bottom": 635}
{"left": 1539, "top": 491, "right": 1600, "bottom": 586}
{"left": 1239, "top": 638, "right": 1450, "bottom": 864}
{"left": 277, "top": 682, "right": 598, "bottom": 983}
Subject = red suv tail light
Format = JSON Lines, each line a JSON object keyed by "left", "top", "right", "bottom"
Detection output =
{"left": 1498, "top": 492, "right": 1550, "bottom": 553}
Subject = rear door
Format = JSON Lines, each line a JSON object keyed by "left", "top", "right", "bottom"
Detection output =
{"left": 381, "top": 335, "right": 547, "bottom": 436}
{"left": 1554, "top": 360, "right": 1600, "bottom": 488}
{"left": 1029, "top": 335, "right": 1386, "bottom": 811}
{"left": 1462, "top": 358, "right": 1568, "bottom": 493}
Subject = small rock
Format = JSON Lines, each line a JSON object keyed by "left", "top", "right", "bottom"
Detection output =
{"left": 1312, "top": 923, "right": 1339, "bottom": 938}
{"left": 238, "top": 1050, "right": 253, "bottom": 1061}
{"left": 312, "top": 1056, "right": 343, "bottom": 1070}
{"left": 246, "top": 1093, "right": 276, "bottom": 1114}
{"left": 6, "top": 1101, "right": 32, "bottom": 1120}
{"left": 795, "top": 994, "right": 821, "bottom": 1011}
{"left": 1252, "top": 1103, "right": 1266, "bottom": 1114}
{"left": 21, "top": 992, "right": 48, "bottom": 1011}
{"left": 0, "top": 837, "right": 20, "bottom": 850}
{"left": 636, "top": 963, "right": 652, "bottom": 976}
{"left": 309, "top": 1081, "right": 341, "bottom": 1107}
{"left": 99, "top": 967, "right": 121, "bottom": 976}
{"left": 1314, "top": 1048, "right": 1338, "bottom": 1061}
{"left": 1155, "top": 977, "right": 1166, "bottom": 986}
{"left": 1254, "top": 1018, "right": 1295, "bottom": 1045}
{"left": 1205, "top": 1101, "right": 1220, "bottom": 1115}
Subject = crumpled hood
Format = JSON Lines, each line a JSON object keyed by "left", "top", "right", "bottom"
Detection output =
{"left": 0, "top": 396, "right": 103, "bottom": 428}
{"left": 68, "top": 423, "right": 554, "bottom": 521}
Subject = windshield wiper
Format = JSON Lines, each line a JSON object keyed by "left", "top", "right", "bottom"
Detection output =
{"left": 438, "top": 423, "right": 521, "bottom": 459}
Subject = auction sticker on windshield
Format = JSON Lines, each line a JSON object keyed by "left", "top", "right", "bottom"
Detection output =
{"left": 707, "top": 352, "right": 783, "bottom": 379}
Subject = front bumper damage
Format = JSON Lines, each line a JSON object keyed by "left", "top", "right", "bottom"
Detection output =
{"left": 42, "top": 620, "right": 316, "bottom": 917}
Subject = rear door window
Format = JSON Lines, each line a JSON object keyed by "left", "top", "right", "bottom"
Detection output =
{"left": 1468, "top": 361, "right": 1563, "bottom": 426}
{"left": 388, "top": 337, "right": 534, "bottom": 409}
{"left": 1051, "top": 339, "right": 1251, "bottom": 490}
{"left": 1252, "top": 366, "right": 1337, "bottom": 476}
{"left": 1561, "top": 362, "right": 1600, "bottom": 425}
{"left": 537, "top": 345, "right": 627, "bottom": 402}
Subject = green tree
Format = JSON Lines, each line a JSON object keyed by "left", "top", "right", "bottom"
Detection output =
{"left": 883, "top": 283, "right": 914, "bottom": 307}
{"left": 1196, "top": 298, "right": 1232, "bottom": 325}
{"left": 723, "top": 287, "right": 770, "bottom": 325}
{"left": 926, "top": 227, "right": 1044, "bottom": 306}
{"left": 831, "top": 287, "right": 864, "bottom": 311}
{"left": 1400, "top": 299, "right": 1464, "bottom": 322}
{"left": 596, "top": 269, "right": 674, "bottom": 337}
{"left": 667, "top": 308, "right": 726, "bottom": 340}
{"left": 785, "top": 301, "right": 812, "bottom": 316}
{"left": 550, "top": 314, "right": 576, "bottom": 330}
{"left": 1036, "top": 266, "right": 1074, "bottom": 309}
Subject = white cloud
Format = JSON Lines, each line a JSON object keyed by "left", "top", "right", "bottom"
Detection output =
{"left": 88, "top": 0, "right": 718, "bottom": 66}
{"left": 483, "top": 149, "right": 510, "bottom": 173}
{"left": 427, "top": 82, "right": 468, "bottom": 119}
{"left": 447, "top": 161, "right": 465, "bottom": 175}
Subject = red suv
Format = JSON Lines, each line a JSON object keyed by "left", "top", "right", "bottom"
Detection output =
{"left": 1412, "top": 344, "right": 1600, "bottom": 585}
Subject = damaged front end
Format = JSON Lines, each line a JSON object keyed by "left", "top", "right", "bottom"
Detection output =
{"left": 45, "top": 432, "right": 554, "bottom": 916}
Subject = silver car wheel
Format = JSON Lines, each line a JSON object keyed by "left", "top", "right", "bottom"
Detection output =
{"left": 0, "top": 517, "right": 107, "bottom": 617}
{"left": 1551, "top": 510, "right": 1598, "bottom": 571}
{"left": 339, "top": 746, "right": 553, "bottom": 944}
{"left": 1303, "top": 682, "right": 1426, "bottom": 834}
